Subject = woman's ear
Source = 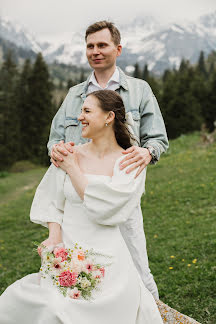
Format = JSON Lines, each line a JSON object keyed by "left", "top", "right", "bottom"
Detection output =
{"left": 106, "top": 111, "right": 115, "bottom": 124}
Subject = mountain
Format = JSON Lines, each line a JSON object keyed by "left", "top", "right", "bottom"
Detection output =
{"left": 119, "top": 12, "right": 216, "bottom": 74}
{"left": 0, "top": 36, "right": 37, "bottom": 65}
{"left": 0, "top": 16, "right": 42, "bottom": 53}
{"left": 0, "top": 12, "right": 216, "bottom": 75}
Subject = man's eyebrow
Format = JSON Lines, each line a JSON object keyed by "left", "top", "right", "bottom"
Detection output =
{"left": 86, "top": 41, "right": 108, "bottom": 46}
{"left": 98, "top": 42, "right": 108, "bottom": 45}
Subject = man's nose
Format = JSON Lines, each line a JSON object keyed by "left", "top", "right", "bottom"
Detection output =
{"left": 92, "top": 46, "right": 100, "bottom": 55}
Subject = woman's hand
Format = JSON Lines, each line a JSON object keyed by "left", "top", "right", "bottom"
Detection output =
{"left": 58, "top": 147, "right": 80, "bottom": 174}
{"left": 51, "top": 141, "right": 75, "bottom": 167}
{"left": 38, "top": 222, "right": 63, "bottom": 257}
{"left": 37, "top": 237, "right": 63, "bottom": 257}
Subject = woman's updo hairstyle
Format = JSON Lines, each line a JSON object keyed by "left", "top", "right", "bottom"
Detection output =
{"left": 87, "top": 90, "right": 136, "bottom": 150}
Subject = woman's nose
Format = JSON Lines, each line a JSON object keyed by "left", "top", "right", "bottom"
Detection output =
{"left": 78, "top": 113, "right": 83, "bottom": 121}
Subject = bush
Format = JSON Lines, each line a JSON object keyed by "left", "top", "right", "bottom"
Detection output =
{"left": 10, "top": 160, "right": 38, "bottom": 173}
{"left": 0, "top": 171, "right": 10, "bottom": 178}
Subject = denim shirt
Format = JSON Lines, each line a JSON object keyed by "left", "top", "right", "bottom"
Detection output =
{"left": 47, "top": 67, "right": 169, "bottom": 163}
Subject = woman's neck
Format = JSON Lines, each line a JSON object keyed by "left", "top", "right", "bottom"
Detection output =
{"left": 87, "top": 135, "right": 121, "bottom": 159}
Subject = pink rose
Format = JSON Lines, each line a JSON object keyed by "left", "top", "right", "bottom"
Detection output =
{"left": 59, "top": 270, "right": 78, "bottom": 287}
{"left": 54, "top": 247, "right": 68, "bottom": 262}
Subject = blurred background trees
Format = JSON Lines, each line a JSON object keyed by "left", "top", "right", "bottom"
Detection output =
{"left": 0, "top": 50, "right": 216, "bottom": 171}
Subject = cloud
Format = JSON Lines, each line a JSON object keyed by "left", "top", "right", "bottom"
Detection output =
{"left": 0, "top": 0, "right": 215, "bottom": 40}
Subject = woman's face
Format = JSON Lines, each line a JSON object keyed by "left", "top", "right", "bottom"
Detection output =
{"left": 78, "top": 95, "right": 110, "bottom": 139}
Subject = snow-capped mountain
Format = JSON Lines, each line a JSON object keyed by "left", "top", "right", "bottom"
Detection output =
{"left": 121, "top": 18, "right": 216, "bottom": 74}
{"left": 0, "top": 12, "right": 216, "bottom": 74}
{"left": 0, "top": 16, "right": 42, "bottom": 53}
{"left": 119, "top": 12, "right": 216, "bottom": 74}
{"left": 42, "top": 31, "right": 86, "bottom": 65}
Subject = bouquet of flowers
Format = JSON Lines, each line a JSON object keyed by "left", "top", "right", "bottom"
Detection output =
{"left": 34, "top": 241, "right": 111, "bottom": 300}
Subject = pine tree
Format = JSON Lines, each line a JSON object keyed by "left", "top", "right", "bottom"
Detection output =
{"left": 16, "top": 59, "right": 32, "bottom": 159}
{"left": 161, "top": 67, "right": 203, "bottom": 139}
{"left": 208, "top": 61, "right": 215, "bottom": 78}
{"left": 67, "top": 78, "right": 75, "bottom": 89}
{"left": 25, "top": 53, "right": 54, "bottom": 165}
{"left": 80, "top": 69, "right": 85, "bottom": 83}
{"left": 133, "top": 63, "right": 141, "bottom": 79}
{"left": 58, "top": 80, "right": 63, "bottom": 90}
{"left": 143, "top": 64, "right": 149, "bottom": 81}
{"left": 197, "top": 51, "right": 208, "bottom": 79}
{"left": 0, "top": 51, "right": 20, "bottom": 170}
{"left": 205, "top": 70, "right": 216, "bottom": 131}
{"left": 162, "top": 69, "right": 171, "bottom": 83}
{"left": 179, "top": 59, "right": 189, "bottom": 73}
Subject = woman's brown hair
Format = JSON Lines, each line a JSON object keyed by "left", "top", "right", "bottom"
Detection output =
{"left": 87, "top": 90, "right": 135, "bottom": 150}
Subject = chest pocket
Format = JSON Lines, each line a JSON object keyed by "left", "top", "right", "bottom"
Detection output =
{"left": 64, "top": 118, "right": 89, "bottom": 145}
{"left": 130, "top": 110, "right": 140, "bottom": 122}
{"left": 64, "top": 118, "right": 82, "bottom": 144}
{"left": 64, "top": 118, "right": 79, "bottom": 128}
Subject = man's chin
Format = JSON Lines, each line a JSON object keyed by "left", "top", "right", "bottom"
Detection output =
{"left": 89, "top": 62, "right": 106, "bottom": 69}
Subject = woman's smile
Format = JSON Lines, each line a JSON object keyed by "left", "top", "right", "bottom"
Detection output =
{"left": 82, "top": 122, "right": 89, "bottom": 129}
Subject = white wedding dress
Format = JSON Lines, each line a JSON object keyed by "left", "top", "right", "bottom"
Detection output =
{"left": 0, "top": 156, "right": 163, "bottom": 324}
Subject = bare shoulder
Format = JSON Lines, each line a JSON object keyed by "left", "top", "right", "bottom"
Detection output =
{"left": 74, "top": 143, "right": 89, "bottom": 155}
{"left": 74, "top": 143, "right": 91, "bottom": 166}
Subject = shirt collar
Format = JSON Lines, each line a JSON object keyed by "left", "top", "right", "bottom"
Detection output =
{"left": 88, "top": 67, "right": 119, "bottom": 88}
{"left": 76, "top": 67, "right": 128, "bottom": 97}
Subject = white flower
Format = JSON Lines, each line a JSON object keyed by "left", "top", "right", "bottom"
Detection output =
{"left": 80, "top": 277, "right": 91, "bottom": 289}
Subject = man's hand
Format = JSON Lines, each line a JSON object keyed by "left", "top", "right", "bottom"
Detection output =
{"left": 50, "top": 141, "right": 75, "bottom": 167}
{"left": 119, "top": 146, "right": 152, "bottom": 178}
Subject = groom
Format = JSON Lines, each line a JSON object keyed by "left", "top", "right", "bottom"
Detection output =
{"left": 48, "top": 21, "right": 168, "bottom": 299}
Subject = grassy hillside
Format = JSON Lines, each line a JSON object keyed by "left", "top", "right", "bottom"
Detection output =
{"left": 0, "top": 132, "right": 215, "bottom": 323}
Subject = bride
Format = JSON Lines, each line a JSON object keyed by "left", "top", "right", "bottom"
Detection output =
{"left": 0, "top": 89, "right": 163, "bottom": 323}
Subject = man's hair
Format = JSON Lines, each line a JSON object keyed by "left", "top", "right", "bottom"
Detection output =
{"left": 85, "top": 21, "right": 121, "bottom": 46}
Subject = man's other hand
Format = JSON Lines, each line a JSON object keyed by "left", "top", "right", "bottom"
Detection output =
{"left": 119, "top": 146, "right": 152, "bottom": 178}
{"left": 50, "top": 141, "right": 75, "bottom": 167}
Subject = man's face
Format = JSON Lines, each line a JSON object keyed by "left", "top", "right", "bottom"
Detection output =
{"left": 86, "top": 28, "right": 122, "bottom": 72}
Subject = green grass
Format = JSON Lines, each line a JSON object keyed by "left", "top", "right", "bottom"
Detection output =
{"left": 0, "top": 132, "right": 215, "bottom": 323}
{"left": 143, "top": 132, "right": 216, "bottom": 324}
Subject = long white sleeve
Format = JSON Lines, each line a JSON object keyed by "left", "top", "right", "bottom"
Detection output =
{"left": 30, "top": 164, "right": 66, "bottom": 228}
{"left": 83, "top": 159, "right": 146, "bottom": 226}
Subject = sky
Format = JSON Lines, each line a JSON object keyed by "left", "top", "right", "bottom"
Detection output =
{"left": 0, "top": 0, "right": 215, "bottom": 42}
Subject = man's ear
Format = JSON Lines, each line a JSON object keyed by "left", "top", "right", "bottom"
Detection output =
{"left": 116, "top": 44, "right": 122, "bottom": 57}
